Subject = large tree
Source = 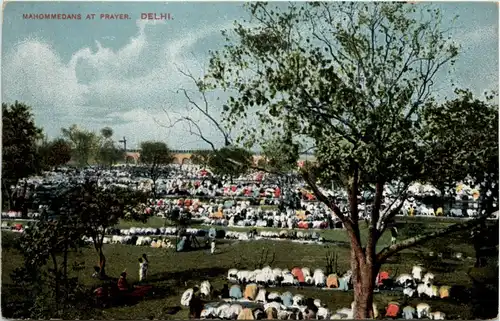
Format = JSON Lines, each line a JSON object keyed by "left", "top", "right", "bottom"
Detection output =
{"left": 422, "top": 89, "right": 499, "bottom": 215}
{"left": 139, "top": 141, "right": 173, "bottom": 200}
{"left": 2, "top": 101, "right": 43, "bottom": 210}
{"left": 204, "top": 2, "right": 496, "bottom": 318}
{"left": 61, "top": 125, "right": 101, "bottom": 167}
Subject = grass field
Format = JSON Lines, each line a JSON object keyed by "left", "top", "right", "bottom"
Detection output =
{"left": 2, "top": 220, "right": 498, "bottom": 320}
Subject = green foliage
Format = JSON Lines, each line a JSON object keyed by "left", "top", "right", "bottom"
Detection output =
{"left": 44, "top": 181, "right": 146, "bottom": 276}
{"left": 71, "top": 181, "right": 143, "bottom": 249}
{"left": 190, "top": 150, "right": 213, "bottom": 168}
{"left": 97, "top": 127, "right": 123, "bottom": 167}
{"left": 202, "top": 3, "right": 496, "bottom": 314}
{"left": 139, "top": 141, "right": 173, "bottom": 199}
{"left": 38, "top": 138, "right": 73, "bottom": 169}
{"left": 2, "top": 102, "right": 44, "bottom": 178}
{"left": 123, "top": 197, "right": 154, "bottom": 223}
{"left": 260, "top": 136, "right": 301, "bottom": 173}
{"left": 2, "top": 101, "right": 44, "bottom": 208}
{"left": 422, "top": 89, "right": 499, "bottom": 212}
{"left": 61, "top": 124, "right": 101, "bottom": 167}
{"left": 140, "top": 141, "right": 174, "bottom": 168}
{"left": 13, "top": 201, "right": 89, "bottom": 318}
{"left": 206, "top": 2, "right": 459, "bottom": 189}
{"left": 207, "top": 146, "right": 253, "bottom": 179}
{"left": 100, "top": 126, "right": 113, "bottom": 139}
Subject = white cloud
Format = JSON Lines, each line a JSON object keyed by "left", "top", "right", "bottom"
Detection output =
{"left": 2, "top": 19, "right": 234, "bottom": 148}
{"left": 2, "top": 39, "right": 90, "bottom": 109}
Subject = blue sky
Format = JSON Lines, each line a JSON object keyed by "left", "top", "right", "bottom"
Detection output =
{"left": 2, "top": 1, "right": 498, "bottom": 149}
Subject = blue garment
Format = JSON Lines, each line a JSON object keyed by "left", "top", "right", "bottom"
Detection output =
{"left": 176, "top": 238, "right": 186, "bottom": 252}
{"left": 338, "top": 278, "right": 349, "bottom": 291}
{"left": 281, "top": 291, "right": 293, "bottom": 307}
{"left": 402, "top": 307, "right": 415, "bottom": 320}
{"left": 208, "top": 228, "right": 216, "bottom": 239}
{"left": 229, "top": 285, "right": 242, "bottom": 299}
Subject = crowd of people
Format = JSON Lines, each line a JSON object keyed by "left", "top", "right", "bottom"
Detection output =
{"left": 3, "top": 163, "right": 486, "bottom": 223}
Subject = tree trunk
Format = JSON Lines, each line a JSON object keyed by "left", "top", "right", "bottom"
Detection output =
{"left": 351, "top": 247, "right": 378, "bottom": 319}
{"left": 98, "top": 249, "right": 106, "bottom": 277}
{"left": 2, "top": 180, "right": 12, "bottom": 210}
{"left": 63, "top": 243, "right": 69, "bottom": 301}
{"left": 51, "top": 253, "right": 60, "bottom": 313}
{"left": 21, "top": 180, "right": 29, "bottom": 218}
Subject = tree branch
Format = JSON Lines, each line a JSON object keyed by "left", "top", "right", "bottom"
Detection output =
{"left": 377, "top": 214, "right": 492, "bottom": 263}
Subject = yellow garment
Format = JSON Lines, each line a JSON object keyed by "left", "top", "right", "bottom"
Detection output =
{"left": 409, "top": 207, "right": 414, "bottom": 217}
{"left": 439, "top": 286, "right": 450, "bottom": 298}
{"left": 210, "top": 211, "right": 223, "bottom": 219}
{"left": 327, "top": 274, "right": 339, "bottom": 288}
{"left": 456, "top": 184, "right": 464, "bottom": 193}
{"left": 244, "top": 284, "right": 258, "bottom": 300}
{"left": 238, "top": 308, "right": 254, "bottom": 320}
{"left": 296, "top": 210, "right": 306, "bottom": 220}
{"left": 436, "top": 207, "right": 443, "bottom": 216}
{"left": 266, "top": 307, "right": 277, "bottom": 319}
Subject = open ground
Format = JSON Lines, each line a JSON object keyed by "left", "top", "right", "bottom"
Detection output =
{"left": 2, "top": 219, "right": 498, "bottom": 320}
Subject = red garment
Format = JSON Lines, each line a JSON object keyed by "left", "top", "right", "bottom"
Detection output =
{"left": 231, "top": 186, "right": 237, "bottom": 192}
{"left": 274, "top": 188, "right": 281, "bottom": 198}
{"left": 377, "top": 271, "right": 390, "bottom": 285}
{"left": 385, "top": 304, "right": 400, "bottom": 317}
{"left": 118, "top": 277, "right": 129, "bottom": 291}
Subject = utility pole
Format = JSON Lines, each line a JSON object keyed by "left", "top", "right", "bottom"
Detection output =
{"left": 119, "top": 136, "right": 127, "bottom": 164}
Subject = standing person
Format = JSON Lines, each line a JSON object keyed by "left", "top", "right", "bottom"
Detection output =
{"left": 189, "top": 286, "right": 203, "bottom": 319}
{"left": 210, "top": 238, "right": 216, "bottom": 254}
{"left": 139, "top": 254, "right": 149, "bottom": 281}
{"left": 390, "top": 225, "right": 399, "bottom": 245}
{"left": 208, "top": 228, "right": 217, "bottom": 254}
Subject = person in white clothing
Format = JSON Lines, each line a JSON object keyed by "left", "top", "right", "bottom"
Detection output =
{"left": 210, "top": 238, "right": 216, "bottom": 254}
{"left": 138, "top": 253, "right": 149, "bottom": 281}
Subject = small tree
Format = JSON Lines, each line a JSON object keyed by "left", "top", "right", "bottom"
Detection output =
{"left": 139, "top": 141, "right": 174, "bottom": 201}
{"left": 39, "top": 138, "right": 72, "bottom": 170}
{"left": 67, "top": 181, "right": 144, "bottom": 278}
{"left": 97, "top": 127, "right": 123, "bottom": 168}
{"left": 61, "top": 125, "right": 101, "bottom": 167}
{"left": 16, "top": 205, "right": 86, "bottom": 317}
